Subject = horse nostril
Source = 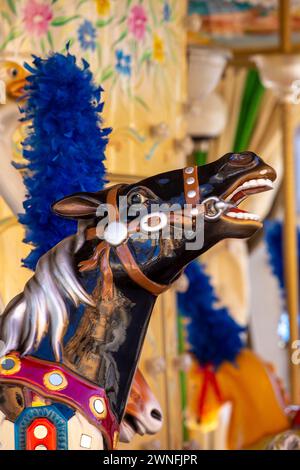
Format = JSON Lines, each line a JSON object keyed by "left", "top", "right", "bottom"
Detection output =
{"left": 151, "top": 408, "right": 162, "bottom": 421}
{"left": 229, "top": 152, "right": 254, "bottom": 167}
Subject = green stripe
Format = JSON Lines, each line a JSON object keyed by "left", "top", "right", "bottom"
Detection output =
{"left": 194, "top": 150, "right": 207, "bottom": 167}
{"left": 233, "top": 69, "right": 265, "bottom": 152}
{"left": 177, "top": 310, "right": 189, "bottom": 443}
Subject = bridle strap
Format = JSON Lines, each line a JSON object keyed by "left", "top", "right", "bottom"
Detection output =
{"left": 106, "top": 184, "right": 123, "bottom": 221}
{"left": 107, "top": 184, "right": 168, "bottom": 296}
{"left": 115, "top": 244, "right": 168, "bottom": 296}
{"left": 82, "top": 169, "right": 202, "bottom": 296}
{"left": 183, "top": 166, "right": 201, "bottom": 206}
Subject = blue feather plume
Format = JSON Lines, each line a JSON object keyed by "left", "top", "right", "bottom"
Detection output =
{"left": 264, "top": 219, "right": 300, "bottom": 295}
{"left": 19, "top": 50, "right": 110, "bottom": 270}
{"left": 178, "top": 260, "right": 245, "bottom": 368}
{"left": 264, "top": 220, "right": 285, "bottom": 292}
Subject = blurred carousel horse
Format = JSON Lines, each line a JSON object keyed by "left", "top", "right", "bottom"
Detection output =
{"left": 0, "top": 59, "right": 30, "bottom": 311}
{"left": 186, "top": 349, "right": 291, "bottom": 450}
{"left": 0, "top": 152, "right": 276, "bottom": 449}
{"left": 0, "top": 59, "right": 27, "bottom": 214}
{"left": 120, "top": 369, "right": 163, "bottom": 443}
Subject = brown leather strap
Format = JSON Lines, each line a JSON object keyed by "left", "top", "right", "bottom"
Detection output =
{"left": 80, "top": 172, "right": 203, "bottom": 294}
{"left": 101, "top": 246, "right": 114, "bottom": 300}
{"left": 108, "top": 185, "right": 168, "bottom": 296}
{"left": 106, "top": 184, "right": 123, "bottom": 222}
{"left": 84, "top": 184, "right": 124, "bottom": 241}
{"left": 115, "top": 244, "right": 168, "bottom": 296}
{"left": 183, "top": 166, "right": 200, "bottom": 206}
{"left": 78, "top": 241, "right": 106, "bottom": 272}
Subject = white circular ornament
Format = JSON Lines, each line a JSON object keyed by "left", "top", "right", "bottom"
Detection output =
{"left": 33, "top": 425, "right": 48, "bottom": 440}
{"left": 103, "top": 221, "right": 128, "bottom": 246}
{"left": 140, "top": 212, "right": 168, "bottom": 233}
{"left": 94, "top": 399, "right": 105, "bottom": 415}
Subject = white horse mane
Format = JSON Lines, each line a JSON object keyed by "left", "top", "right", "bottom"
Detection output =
{"left": 0, "top": 228, "right": 95, "bottom": 360}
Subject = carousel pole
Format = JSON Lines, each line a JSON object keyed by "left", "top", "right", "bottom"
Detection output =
{"left": 279, "top": 0, "right": 300, "bottom": 404}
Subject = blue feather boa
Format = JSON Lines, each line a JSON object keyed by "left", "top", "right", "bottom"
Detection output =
{"left": 178, "top": 260, "right": 245, "bottom": 368}
{"left": 19, "top": 50, "right": 110, "bottom": 270}
{"left": 264, "top": 219, "right": 300, "bottom": 295}
{"left": 264, "top": 220, "right": 285, "bottom": 292}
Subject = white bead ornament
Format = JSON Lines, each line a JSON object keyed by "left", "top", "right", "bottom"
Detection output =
{"left": 103, "top": 221, "right": 128, "bottom": 246}
{"left": 186, "top": 177, "right": 195, "bottom": 185}
{"left": 187, "top": 190, "right": 196, "bottom": 199}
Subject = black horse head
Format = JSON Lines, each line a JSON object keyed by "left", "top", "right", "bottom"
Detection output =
{"left": 53, "top": 151, "right": 276, "bottom": 287}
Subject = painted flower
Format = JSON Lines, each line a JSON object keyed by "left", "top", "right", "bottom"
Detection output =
{"left": 95, "top": 0, "right": 110, "bottom": 16}
{"left": 115, "top": 49, "right": 131, "bottom": 76}
{"left": 128, "top": 5, "right": 147, "bottom": 41}
{"left": 163, "top": 2, "right": 171, "bottom": 22}
{"left": 23, "top": 0, "right": 53, "bottom": 37}
{"left": 153, "top": 34, "right": 165, "bottom": 63}
{"left": 78, "top": 20, "right": 97, "bottom": 51}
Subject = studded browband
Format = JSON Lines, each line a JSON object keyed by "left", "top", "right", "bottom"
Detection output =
{"left": 79, "top": 166, "right": 201, "bottom": 296}
{"left": 183, "top": 165, "right": 201, "bottom": 208}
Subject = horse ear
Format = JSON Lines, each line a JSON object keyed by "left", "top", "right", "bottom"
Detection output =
{"left": 52, "top": 192, "right": 105, "bottom": 219}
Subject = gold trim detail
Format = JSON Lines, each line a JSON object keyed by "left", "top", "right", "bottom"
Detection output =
{"left": 0, "top": 354, "right": 21, "bottom": 375}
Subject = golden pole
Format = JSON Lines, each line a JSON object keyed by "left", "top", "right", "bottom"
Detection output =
{"left": 279, "top": 0, "right": 300, "bottom": 403}
{"left": 279, "top": 0, "right": 292, "bottom": 53}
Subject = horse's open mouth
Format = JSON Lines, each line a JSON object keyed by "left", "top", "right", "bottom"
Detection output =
{"left": 221, "top": 170, "right": 276, "bottom": 225}
{"left": 123, "top": 413, "right": 146, "bottom": 436}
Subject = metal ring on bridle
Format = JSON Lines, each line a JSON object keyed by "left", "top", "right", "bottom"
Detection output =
{"left": 203, "top": 196, "right": 229, "bottom": 221}
{"left": 140, "top": 211, "right": 168, "bottom": 233}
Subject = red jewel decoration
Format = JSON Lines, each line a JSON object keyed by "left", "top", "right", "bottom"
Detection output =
{"left": 26, "top": 418, "right": 57, "bottom": 450}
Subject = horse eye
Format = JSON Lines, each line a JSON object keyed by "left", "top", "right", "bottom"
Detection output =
{"left": 9, "top": 68, "right": 18, "bottom": 78}
{"left": 128, "top": 192, "right": 146, "bottom": 205}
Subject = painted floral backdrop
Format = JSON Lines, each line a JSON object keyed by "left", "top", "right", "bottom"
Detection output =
{"left": 1, "top": 0, "right": 178, "bottom": 97}
{"left": 1, "top": 0, "right": 187, "bottom": 175}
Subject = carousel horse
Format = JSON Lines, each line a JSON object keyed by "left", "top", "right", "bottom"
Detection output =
{"left": 0, "top": 59, "right": 162, "bottom": 445}
{"left": 0, "top": 59, "right": 27, "bottom": 215}
{"left": 187, "top": 349, "right": 291, "bottom": 450}
{"left": 120, "top": 368, "right": 162, "bottom": 443}
{"left": 0, "top": 151, "right": 276, "bottom": 450}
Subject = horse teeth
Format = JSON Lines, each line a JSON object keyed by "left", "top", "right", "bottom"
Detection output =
{"left": 227, "top": 178, "right": 274, "bottom": 200}
{"left": 226, "top": 211, "right": 260, "bottom": 221}
{"left": 265, "top": 179, "right": 274, "bottom": 188}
